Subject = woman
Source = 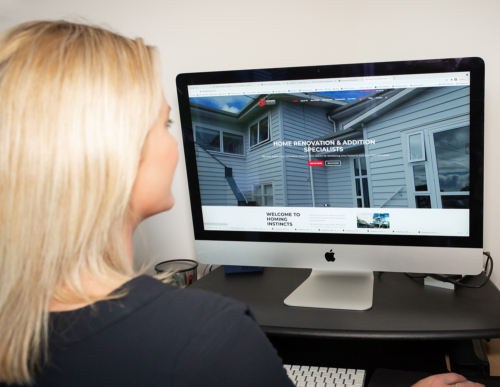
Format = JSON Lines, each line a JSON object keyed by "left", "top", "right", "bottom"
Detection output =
{"left": 0, "top": 21, "right": 483, "bottom": 387}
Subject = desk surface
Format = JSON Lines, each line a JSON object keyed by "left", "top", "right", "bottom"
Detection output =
{"left": 189, "top": 267, "right": 500, "bottom": 340}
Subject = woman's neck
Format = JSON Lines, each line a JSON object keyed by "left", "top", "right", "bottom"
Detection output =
{"left": 48, "top": 276, "right": 128, "bottom": 312}
{"left": 48, "top": 220, "right": 137, "bottom": 312}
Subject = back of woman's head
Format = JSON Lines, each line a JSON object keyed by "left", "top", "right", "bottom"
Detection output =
{"left": 0, "top": 21, "right": 162, "bottom": 384}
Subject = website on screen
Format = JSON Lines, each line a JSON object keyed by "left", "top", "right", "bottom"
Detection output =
{"left": 188, "top": 72, "right": 471, "bottom": 237}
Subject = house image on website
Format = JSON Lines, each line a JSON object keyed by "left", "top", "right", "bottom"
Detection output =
{"left": 190, "top": 85, "right": 470, "bottom": 209}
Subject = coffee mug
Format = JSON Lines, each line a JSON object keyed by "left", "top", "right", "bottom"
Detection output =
{"left": 154, "top": 259, "right": 198, "bottom": 287}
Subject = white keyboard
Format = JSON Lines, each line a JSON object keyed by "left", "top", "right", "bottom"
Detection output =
{"left": 284, "top": 364, "right": 366, "bottom": 387}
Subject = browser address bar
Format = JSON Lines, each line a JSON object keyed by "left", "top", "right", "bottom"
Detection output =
{"left": 362, "top": 77, "right": 394, "bottom": 81}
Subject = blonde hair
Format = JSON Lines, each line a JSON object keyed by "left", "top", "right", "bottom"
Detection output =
{"left": 0, "top": 21, "right": 162, "bottom": 384}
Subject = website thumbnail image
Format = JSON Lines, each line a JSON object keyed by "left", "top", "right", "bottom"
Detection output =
{"left": 189, "top": 85, "right": 470, "bottom": 211}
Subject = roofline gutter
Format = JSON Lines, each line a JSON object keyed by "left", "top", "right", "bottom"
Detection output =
{"left": 327, "top": 114, "right": 337, "bottom": 132}
{"left": 327, "top": 89, "right": 401, "bottom": 120}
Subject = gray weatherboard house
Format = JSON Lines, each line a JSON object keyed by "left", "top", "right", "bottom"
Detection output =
{"left": 190, "top": 86, "right": 470, "bottom": 209}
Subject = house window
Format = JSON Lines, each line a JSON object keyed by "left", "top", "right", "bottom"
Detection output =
{"left": 353, "top": 157, "right": 370, "bottom": 208}
{"left": 413, "top": 164, "right": 428, "bottom": 191}
{"left": 412, "top": 163, "right": 432, "bottom": 208}
{"left": 408, "top": 132, "right": 426, "bottom": 162}
{"left": 222, "top": 132, "right": 244, "bottom": 155}
{"left": 415, "top": 196, "right": 432, "bottom": 208}
{"left": 196, "top": 127, "right": 220, "bottom": 152}
{"left": 195, "top": 126, "right": 244, "bottom": 155}
{"left": 404, "top": 125, "right": 469, "bottom": 209}
{"left": 253, "top": 183, "right": 274, "bottom": 206}
{"left": 432, "top": 126, "right": 469, "bottom": 208}
{"left": 249, "top": 116, "right": 270, "bottom": 147}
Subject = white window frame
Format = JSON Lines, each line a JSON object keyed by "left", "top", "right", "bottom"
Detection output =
{"left": 407, "top": 131, "right": 426, "bottom": 162}
{"left": 193, "top": 122, "right": 245, "bottom": 157}
{"left": 248, "top": 114, "right": 271, "bottom": 149}
{"left": 252, "top": 181, "right": 275, "bottom": 207}
{"left": 402, "top": 116, "right": 469, "bottom": 208}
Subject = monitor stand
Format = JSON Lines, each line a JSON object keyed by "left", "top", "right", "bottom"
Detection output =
{"left": 284, "top": 270, "right": 374, "bottom": 310}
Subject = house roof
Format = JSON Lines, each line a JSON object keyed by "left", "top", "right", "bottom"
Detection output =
{"left": 311, "top": 87, "right": 429, "bottom": 145}
{"left": 328, "top": 89, "right": 399, "bottom": 120}
{"left": 189, "top": 92, "right": 347, "bottom": 122}
{"left": 328, "top": 87, "right": 428, "bottom": 131}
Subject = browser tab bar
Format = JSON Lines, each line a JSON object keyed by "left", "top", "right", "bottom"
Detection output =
{"left": 188, "top": 72, "right": 470, "bottom": 97}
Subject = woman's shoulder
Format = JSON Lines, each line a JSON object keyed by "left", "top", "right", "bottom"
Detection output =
{"left": 130, "top": 274, "right": 251, "bottom": 321}
{"left": 133, "top": 275, "right": 247, "bottom": 313}
{"left": 50, "top": 274, "right": 250, "bottom": 348}
{"left": 45, "top": 275, "right": 290, "bottom": 387}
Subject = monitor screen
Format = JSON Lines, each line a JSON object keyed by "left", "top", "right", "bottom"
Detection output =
{"left": 177, "top": 58, "right": 484, "bottom": 251}
{"left": 186, "top": 71, "right": 472, "bottom": 238}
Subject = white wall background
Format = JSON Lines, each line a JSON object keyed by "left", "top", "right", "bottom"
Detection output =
{"left": 1, "top": 0, "right": 499, "bottom": 285}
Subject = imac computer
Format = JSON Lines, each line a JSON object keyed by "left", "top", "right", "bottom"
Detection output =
{"left": 176, "top": 57, "right": 485, "bottom": 310}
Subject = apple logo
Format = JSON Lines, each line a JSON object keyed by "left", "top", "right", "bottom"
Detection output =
{"left": 325, "top": 249, "right": 336, "bottom": 262}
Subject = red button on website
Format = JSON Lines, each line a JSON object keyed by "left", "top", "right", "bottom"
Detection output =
{"left": 308, "top": 161, "right": 324, "bottom": 166}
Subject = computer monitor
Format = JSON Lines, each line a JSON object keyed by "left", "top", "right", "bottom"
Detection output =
{"left": 176, "top": 57, "right": 485, "bottom": 310}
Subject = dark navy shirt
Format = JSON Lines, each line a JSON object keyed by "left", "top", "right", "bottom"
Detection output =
{"left": 4, "top": 276, "right": 293, "bottom": 386}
